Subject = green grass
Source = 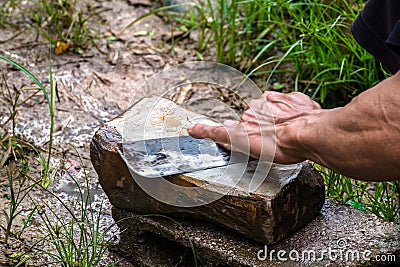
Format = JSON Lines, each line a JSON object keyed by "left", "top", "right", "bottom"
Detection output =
{"left": 162, "top": 0, "right": 389, "bottom": 106}
{"left": 0, "top": 0, "right": 20, "bottom": 28}
{"left": 0, "top": 0, "right": 105, "bottom": 54}
{"left": 33, "top": 159, "right": 118, "bottom": 267}
{"left": 0, "top": 1, "right": 134, "bottom": 258}
{"left": 2, "top": 158, "right": 35, "bottom": 244}
{"left": 317, "top": 166, "right": 399, "bottom": 223}
{"left": 0, "top": 54, "right": 117, "bottom": 266}
{"left": 261, "top": 0, "right": 389, "bottom": 107}
{"left": 29, "top": 0, "right": 103, "bottom": 54}
{"left": 0, "top": 53, "right": 56, "bottom": 186}
{"left": 0, "top": 53, "right": 58, "bottom": 245}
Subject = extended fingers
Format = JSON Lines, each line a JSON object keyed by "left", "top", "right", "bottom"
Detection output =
{"left": 187, "top": 123, "right": 231, "bottom": 144}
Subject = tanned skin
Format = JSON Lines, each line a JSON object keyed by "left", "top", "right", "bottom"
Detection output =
{"left": 188, "top": 71, "right": 400, "bottom": 181}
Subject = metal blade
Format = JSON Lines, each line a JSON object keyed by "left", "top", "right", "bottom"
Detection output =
{"left": 121, "top": 135, "right": 253, "bottom": 178}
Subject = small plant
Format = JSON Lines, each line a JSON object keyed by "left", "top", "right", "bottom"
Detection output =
{"left": 29, "top": 0, "right": 102, "bottom": 54}
{"left": 0, "top": 53, "right": 56, "bottom": 186}
{"left": 135, "top": 0, "right": 276, "bottom": 68}
{"left": 0, "top": 0, "right": 20, "bottom": 27}
{"left": 2, "top": 162, "right": 34, "bottom": 243}
{"left": 366, "top": 182, "right": 400, "bottom": 223}
{"left": 32, "top": 153, "right": 118, "bottom": 267}
{"left": 0, "top": 53, "right": 116, "bottom": 265}
{"left": 320, "top": 166, "right": 368, "bottom": 204}
{"left": 0, "top": 73, "right": 37, "bottom": 243}
{"left": 0, "top": 53, "right": 57, "bottom": 247}
{"left": 317, "top": 166, "right": 400, "bottom": 224}
{"left": 203, "top": 0, "right": 276, "bottom": 69}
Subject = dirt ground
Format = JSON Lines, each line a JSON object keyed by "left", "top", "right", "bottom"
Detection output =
{"left": 0, "top": 0, "right": 224, "bottom": 265}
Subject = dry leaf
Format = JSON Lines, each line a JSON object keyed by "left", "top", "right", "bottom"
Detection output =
{"left": 171, "top": 83, "right": 192, "bottom": 104}
{"left": 55, "top": 41, "right": 70, "bottom": 55}
{"left": 133, "top": 30, "right": 149, "bottom": 37}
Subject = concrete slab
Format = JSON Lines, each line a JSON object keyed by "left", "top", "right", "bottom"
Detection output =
{"left": 112, "top": 198, "right": 400, "bottom": 266}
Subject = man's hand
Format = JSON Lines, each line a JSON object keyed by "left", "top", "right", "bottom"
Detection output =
{"left": 187, "top": 91, "right": 321, "bottom": 164}
{"left": 190, "top": 71, "right": 400, "bottom": 182}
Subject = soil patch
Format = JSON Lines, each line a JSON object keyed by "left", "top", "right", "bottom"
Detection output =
{"left": 0, "top": 0, "right": 213, "bottom": 265}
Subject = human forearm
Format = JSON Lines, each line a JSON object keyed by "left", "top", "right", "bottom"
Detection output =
{"left": 290, "top": 72, "right": 400, "bottom": 181}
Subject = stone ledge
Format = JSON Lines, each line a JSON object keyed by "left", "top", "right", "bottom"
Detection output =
{"left": 112, "top": 198, "right": 400, "bottom": 266}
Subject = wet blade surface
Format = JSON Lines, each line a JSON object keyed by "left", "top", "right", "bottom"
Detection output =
{"left": 121, "top": 135, "right": 253, "bottom": 178}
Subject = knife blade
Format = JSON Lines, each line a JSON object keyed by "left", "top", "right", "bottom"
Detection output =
{"left": 120, "top": 135, "right": 254, "bottom": 178}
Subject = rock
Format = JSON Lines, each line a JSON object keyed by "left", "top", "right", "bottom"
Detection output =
{"left": 90, "top": 97, "right": 325, "bottom": 245}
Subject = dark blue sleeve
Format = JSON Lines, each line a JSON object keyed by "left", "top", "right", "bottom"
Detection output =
{"left": 351, "top": 0, "right": 400, "bottom": 74}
